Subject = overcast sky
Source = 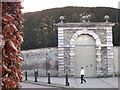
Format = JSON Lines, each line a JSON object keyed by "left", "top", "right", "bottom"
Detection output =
{"left": 22, "top": 0, "right": 120, "bottom": 13}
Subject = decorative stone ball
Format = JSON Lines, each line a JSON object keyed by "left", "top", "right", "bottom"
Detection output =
{"left": 60, "top": 16, "right": 65, "bottom": 21}
{"left": 104, "top": 15, "right": 110, "bottom": 22}
{"left": 82, "top": 15, "right": 89, "bottom": 22}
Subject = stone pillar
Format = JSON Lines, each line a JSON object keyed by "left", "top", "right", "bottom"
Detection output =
{"left": 96, "top": 46, "right": 102, "bottom": 76}
{"left": 64, "top": 47, "right": 70, "bottom": 74}
{"left": 106, "top": 27, "right": 114, "bottom": 75}
{"left": 58, "top": 27, "right": 65, "bottom": 76}
{"left": 100, "top": 47, "right": 108, "bottom": 76}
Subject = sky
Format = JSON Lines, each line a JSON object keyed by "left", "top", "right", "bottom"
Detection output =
{"left": 22, "top": 0, "right": 120, "bottom": 13}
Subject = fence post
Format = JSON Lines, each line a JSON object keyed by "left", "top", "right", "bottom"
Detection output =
{"left": 48, "top": 71, "right": 51, "bottom": 84}
{"left": 34, "top": 70, "right": 38, "bottom": 82}
{"left": 25, "top": 71, "right": 27, "bottom": 81}
{"left": 65, "top": 73, "right": 69, "bottom": 86}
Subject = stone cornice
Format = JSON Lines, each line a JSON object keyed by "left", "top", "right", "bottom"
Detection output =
{"left": 54, "top": 22, "right": 115, "bottom": 27}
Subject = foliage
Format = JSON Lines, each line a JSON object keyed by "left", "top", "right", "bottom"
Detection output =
{"left": 22, "top": 7, "right": 120, "bottom": 50}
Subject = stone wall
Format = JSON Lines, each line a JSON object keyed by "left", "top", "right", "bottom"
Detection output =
{"left": 21, "top": 48, "right": 58, "bottom": 76}
{"left": 113, "top": 47, "right": 120, "bottom": 76}
{"left": 21, "top": 46, "right": 119, "bottom": 77}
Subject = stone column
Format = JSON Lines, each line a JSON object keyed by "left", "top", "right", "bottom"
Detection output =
{"left": 101, "top": 47, "right": 108, "bottom": 76}
{"left": 106, "top": 27, "right": 114, "bottom": 75}
{"left": 58, "top": 27, "right": 65, "bottom": 76}
{"left": 64, "top": 47, "right": 70, "bottom": 74}
{"left": 96, "top": 46, "right": 102, "bottom": 76}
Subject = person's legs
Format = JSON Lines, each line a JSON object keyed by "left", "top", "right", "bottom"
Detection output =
{"left": 83, "top": 75, "right": 86, "bottom": 83}
{"left": 81, "top": 75, "right": 83, "bottom": 84}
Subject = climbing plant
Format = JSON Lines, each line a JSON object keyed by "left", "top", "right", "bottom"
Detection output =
{"left": 1, "top": 2, "right": 24, "bottom": 89}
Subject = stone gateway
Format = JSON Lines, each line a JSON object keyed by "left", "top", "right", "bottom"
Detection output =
{"left": 55, "top": 15, "right": 115, "bottom": 77}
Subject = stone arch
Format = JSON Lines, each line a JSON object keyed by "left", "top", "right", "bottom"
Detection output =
{"left": 69, "top": 29, "right": 101, "bottom": 77}
{"left": 70, "top": 28, "right": 101, "bottom": 46}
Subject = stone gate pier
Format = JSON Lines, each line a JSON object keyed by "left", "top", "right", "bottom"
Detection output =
{"left": 54, "top": 15, "right": 115, "bottom": 77}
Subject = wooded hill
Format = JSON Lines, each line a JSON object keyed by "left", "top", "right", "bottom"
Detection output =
{"left": 22, "top": 7, "right": 120, "bottom": 50}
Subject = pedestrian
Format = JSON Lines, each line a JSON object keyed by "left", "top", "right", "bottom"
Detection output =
{"left": 80, "top": 67, "right": 86, "bottom": 84}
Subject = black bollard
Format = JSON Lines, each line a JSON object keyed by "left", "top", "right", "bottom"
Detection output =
{"left": 34, "top": 71, "right": 38, "bottom": 82}
{"left": 25, "top": 71, "right": 27, "bottom": 81}
{"left": 65, "top": 74, "right": 69, "bottom": 86}
{"left": 48, "top": 72, "right": 51, "bottom": 84}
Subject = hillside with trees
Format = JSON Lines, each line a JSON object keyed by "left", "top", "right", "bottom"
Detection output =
{"left": 22, "top": 7, "right": 120, "bottom": 50}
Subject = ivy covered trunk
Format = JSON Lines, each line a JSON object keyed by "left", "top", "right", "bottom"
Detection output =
{"left": 1, "top": 2, "right": 24, "bottom": 89}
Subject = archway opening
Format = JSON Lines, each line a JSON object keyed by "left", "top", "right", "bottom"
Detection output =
{"left": 75, "top": 34, "right": 97, "bottom": 77}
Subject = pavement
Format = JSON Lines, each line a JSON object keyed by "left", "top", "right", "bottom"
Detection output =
{"left": 20, "top": 82, "right": 55, "bottom": 88}
{"left": 20, "top": 76, "right": 118, "bottom": 88}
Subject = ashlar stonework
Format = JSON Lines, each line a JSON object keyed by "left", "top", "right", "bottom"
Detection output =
{"left": 55, "top": 16, "right": 115, "bottom": 77}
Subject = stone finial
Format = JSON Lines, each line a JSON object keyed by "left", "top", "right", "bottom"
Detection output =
{"left": 60, "top": 16, "right": 64, "bottom": 23}
{"left": 82, "top": 15, "right": 90, "bottom": 22}
{"left": 104, "top": 15, "right": 110, "bottom": 22}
